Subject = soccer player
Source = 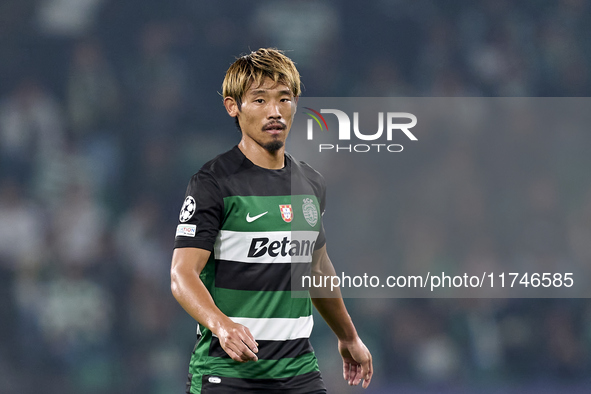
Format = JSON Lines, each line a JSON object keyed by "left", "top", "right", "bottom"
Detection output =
{"left": 171, "top": 48, "right": 372, "bottom": 393}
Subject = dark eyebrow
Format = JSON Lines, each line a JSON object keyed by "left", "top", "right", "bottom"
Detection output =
{"left": 248, "top": 89, "right": 292, "bottom": 96}
{"left": 248, "top": 89, "right": 267, "bottom": 96}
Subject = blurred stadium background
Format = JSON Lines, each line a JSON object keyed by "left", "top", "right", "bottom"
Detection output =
{"left": 1, "top": 0, "right": 591, "bottom": 393}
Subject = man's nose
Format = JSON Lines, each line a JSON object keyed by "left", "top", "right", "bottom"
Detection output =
{"left": 267, "top": 102, "right": 282, "bottom": 119}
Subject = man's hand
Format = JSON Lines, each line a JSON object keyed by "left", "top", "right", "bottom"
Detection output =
{"left": 171, "top": 248, "right": 259, "bottom": 363}
{"left": 216, "top": 320, "right": 259, "bottom": 362}
{"left": 338, "top": 337, "right": 373, "bottom": 388}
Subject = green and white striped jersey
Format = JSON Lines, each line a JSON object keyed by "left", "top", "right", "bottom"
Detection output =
{"left": 175, "top": 146, "right": 327, "bottom": 393}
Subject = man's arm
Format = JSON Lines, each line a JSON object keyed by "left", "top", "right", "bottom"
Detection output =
{"left": 170, "top": 247, "right": 259, "bottom": 362}
{"left": 310, "top": 245, "right": 373, "bottom": 388}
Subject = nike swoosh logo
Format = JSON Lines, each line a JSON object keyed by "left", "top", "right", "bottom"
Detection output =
{"left": 246, "top": 211, "right": 268, "bottom": 223}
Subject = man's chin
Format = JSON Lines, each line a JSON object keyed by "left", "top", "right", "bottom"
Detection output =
{"left": 262, "top": 140, "right": 284, "bottom": 153}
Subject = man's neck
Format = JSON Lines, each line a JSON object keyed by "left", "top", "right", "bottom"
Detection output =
{"left": 238, "top": 140, "right": 285, "bottom": 169}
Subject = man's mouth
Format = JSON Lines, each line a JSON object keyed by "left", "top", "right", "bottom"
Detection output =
{"left": 263, "top": 123, "right": 286, "bottom": 135}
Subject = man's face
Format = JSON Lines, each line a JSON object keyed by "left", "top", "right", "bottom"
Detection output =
{"left": 226, "top": 77, "right": 296, "bottom": 153}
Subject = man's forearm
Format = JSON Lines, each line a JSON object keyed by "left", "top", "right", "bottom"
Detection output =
{"left": 310, "top": 246, "right": 361, "bottom": 341}
{"left": 170, "top": 248, "right": 259, "bottom": 362}
{"left": 171, "top": 259, "right": 231, "bottom": 335}
{"left": 311, "top": 297, "right": 359, "bottom": 342}
{"left": 170, "top": 248, "right": 233, "bottom": 336}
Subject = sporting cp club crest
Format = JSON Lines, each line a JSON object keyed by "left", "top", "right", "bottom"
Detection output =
{"left": 279, "top": 204, "right": 293, "bottom": 222}
{"left": 302, "top": 198, "right": 318, "bottom": 227}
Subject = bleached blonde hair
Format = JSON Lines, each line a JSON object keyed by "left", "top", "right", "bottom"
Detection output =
{"left": 222, "top": 48, "right": 301, "bottom": 108}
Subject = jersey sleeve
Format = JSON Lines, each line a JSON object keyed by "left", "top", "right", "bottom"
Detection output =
{"left": 314, "top": 173, "right": 327, "bottom": 251}
{"left": 174, "top": 170, "right": 223, "bottom": 251}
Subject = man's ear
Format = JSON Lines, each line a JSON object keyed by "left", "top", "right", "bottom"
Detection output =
{"left": 224, "top": 97, "right": 240, "bottom": 117}
{"left": 292, "top": 96, "right": 298, "bottom": 116}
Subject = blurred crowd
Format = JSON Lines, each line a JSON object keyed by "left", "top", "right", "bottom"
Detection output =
{"left": 1, "top": 0, "right": 591, "bottom": 393}
{"left": 311, "top": 97, "right": 591, "bottom": 392}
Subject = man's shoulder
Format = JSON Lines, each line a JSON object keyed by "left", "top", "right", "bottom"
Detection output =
{"left": 286, "top": 152, "right": 325, "bottom": 186}
{"left": 194, "top": 145, "right": 246, "bottom": 180}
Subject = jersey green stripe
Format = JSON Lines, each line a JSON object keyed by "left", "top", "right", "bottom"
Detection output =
{"left": 205, "top": 352, "right": 319, "bottom": 379}
{"left": 222, "top": 195, "right": 321, "bottom": 232}
{"left": 189, "top": 375, "right": 201, "bottom": 394}
{"left": 215, "top": 289, "right": 312, "bottom": 319}
{"left": 200, "top": 254, "right": 216, "bottom": 292}
{"left": 190, "top": 330, "right": 213, "bottom": 379}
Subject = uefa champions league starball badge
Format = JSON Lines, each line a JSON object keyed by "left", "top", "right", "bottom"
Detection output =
{"left": 179, "top": 196, "right": 196, "bottom": 222}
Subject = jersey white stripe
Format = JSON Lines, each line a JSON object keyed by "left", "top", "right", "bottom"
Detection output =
{"left": 214, "top": 230, "right": 319, "bottom": 263}
{"left": 213, "top": 316, "right": 314, "bottom": 341}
